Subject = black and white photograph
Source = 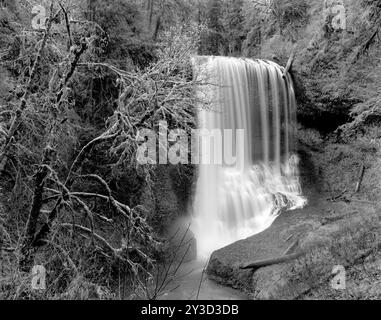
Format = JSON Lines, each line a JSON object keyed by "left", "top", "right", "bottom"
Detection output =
{"left": 0, "top": 0, "right": 381, "bottom": 307}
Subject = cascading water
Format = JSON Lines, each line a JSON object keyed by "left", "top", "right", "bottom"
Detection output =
{"left": 192, "top": 56, "right": 307, "bottom": 258}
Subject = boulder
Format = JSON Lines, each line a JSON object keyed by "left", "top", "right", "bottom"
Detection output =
{"left": 207, "top": 197, "right": 378, "bottom": 299}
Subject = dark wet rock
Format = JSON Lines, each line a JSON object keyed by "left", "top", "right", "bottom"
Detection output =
{"left": 140, "top": 165, "right": 195, "bottom": 233}
{"left": 167, "top": 218, "right": 197, "bottom": 263}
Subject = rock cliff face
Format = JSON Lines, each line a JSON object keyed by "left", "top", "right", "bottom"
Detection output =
{"left": 140, "top": 165, "right": 195, "bottom": 231}
{"left": 254, "top": 0, "right": 381, "bottom": 133}
{"left": 140, "top": 165, "right": 197, "bottom": 261}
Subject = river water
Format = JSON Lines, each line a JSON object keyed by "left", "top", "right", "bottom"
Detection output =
{"left": 159, "top": 259, "right": 247, "bottom": 300}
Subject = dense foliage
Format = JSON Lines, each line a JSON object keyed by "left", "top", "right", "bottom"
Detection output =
{"left": 0, "top": 0, "right": 200, "bottom": 299}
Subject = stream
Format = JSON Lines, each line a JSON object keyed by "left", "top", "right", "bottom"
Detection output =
{"left": 159, "top": 259, "right": 247, "bottom": 300}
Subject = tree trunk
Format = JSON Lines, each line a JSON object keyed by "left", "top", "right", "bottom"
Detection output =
{"left": 19, "top": 39, "right": 88, "bottom": 271}
{"left": 147, "top": 0, "right": 154, "bottom": 31}
{"left": 153, "top": 15, "right": 161, "bottom": 41}
{"left": 19, "top": 147, "right": 56, "bottom": 270}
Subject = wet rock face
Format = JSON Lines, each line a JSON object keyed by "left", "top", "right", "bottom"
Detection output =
{"left": 140, "top": 164, "right": 195, "bottom": 233}
{"left": 167, "top": 218, "right": 197, "bottom": 263}
{"left": 206, "top": 198, "right": 378, "bottom": 300}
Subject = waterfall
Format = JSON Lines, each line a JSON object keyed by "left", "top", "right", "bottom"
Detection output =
{"left": 192, "top": 56, "right": 307, "bottom": 258}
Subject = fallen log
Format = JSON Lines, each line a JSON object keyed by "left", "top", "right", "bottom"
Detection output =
{"left": 327, "top": 189, "right": 347, "bottom": 202}
{"left": 240, "top": 250, "right": 307, "bottom": 270}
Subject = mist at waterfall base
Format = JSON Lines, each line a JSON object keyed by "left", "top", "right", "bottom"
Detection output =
{"left": 192, "top": 57, "right": 307, "bottom": 259}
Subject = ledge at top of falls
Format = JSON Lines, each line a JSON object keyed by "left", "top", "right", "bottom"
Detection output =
{"left": 192, "top": 55, "right": 287, "bottom": 69}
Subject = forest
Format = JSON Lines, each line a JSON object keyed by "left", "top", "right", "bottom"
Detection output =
{"left": 1, "top": 0, "right": 381, "bottom": 300}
